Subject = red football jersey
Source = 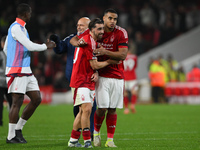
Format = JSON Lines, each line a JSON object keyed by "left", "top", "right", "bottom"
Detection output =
{"left": 124, "top": 53, "right": 137, "bottom": 81}
{"left": 70, "top": 34, "right": 97, "bottom": 90}
{"left": 98, "top": 25, "right": 128, "bottom": 79}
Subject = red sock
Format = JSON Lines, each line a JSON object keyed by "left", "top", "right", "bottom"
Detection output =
{"left": 106, "top": 113, "right": 117, "bottom": 138}
{"left": 124, "top": 96, "right": 129, "bottom": 108}
{"left": 71, "top": 129, "right": 81, "bottom": 139}
{"left": 94, "top": 112, "right": 105, "bottom": 132}
{"left": 131, "top": 95, "right": 137, "bottom": 104}
{"left": 82, "top": 128, "right": 91, "bottom": 141}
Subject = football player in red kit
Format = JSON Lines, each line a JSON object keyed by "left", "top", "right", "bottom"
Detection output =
{"left": 68, "top": 18, "right": 118, "bottom": 148}
{"left": 92, "top": 9, "right": 128, "bottom": 147}
{"left": 123, "top": 49, "right": 138, "bottom": 114}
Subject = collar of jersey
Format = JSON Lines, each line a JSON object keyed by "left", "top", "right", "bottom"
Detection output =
{"left": 16, "top": 18, "right": 26, "bottom": 27}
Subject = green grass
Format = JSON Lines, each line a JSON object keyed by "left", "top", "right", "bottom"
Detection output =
{"left": 0, "top": 104, "right": 200, "bottom": 150}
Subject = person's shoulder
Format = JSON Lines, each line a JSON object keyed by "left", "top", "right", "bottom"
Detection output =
{"left": 82, "top": 34, "right": 90, "bottom": 41}
{"left": 114, "top": 25, "right": 128, "bottom": 38}
{"left": 63, "top": 33, "right": 76, "bottom": 41}
{"left": 115, "top": 25, "right": 127, "bottom": 32}
{"left": 11, "top": 23, "right": 21, "bottom": 31}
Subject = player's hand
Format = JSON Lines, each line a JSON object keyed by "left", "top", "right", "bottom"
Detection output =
{"left": 93, "top": 44, "right": 106, "bottom": 56}
{"left": 77, "top": 38, "right": 87, "bottom": 47}
{"left": 49, "top": 34, "right": 60, "bottom": 43}
{"left": 46, "top": 39, "right": 56, "bottom": 49}
{"left": 91, "top": 72, "right": 98, "bottom": 82}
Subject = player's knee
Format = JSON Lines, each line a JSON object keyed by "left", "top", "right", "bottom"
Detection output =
{"left": 12, "top": 95, "right": 24, "bottom": 107}
{"left": 97, "top": 108, "right": 107, "bottom": 116}
{"left": 32, "top": 97, "right": 42, "bottom": 106}
{"left": 82, "top": 107, "right": 91, "bottom": 116}
{"left": 108, "top": 108, "right": 116, "bottom": 114}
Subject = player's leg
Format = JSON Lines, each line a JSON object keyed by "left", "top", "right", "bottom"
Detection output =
{"left": 5, "top": 90, "right": 13, "bottom": 109}
{"left": 15, "top": 75, "right": 41, "bottom": 143}
{"left": 130, "top": 85, "right": 138, "bottom": 113}
{"left": 6, "top": 76, "right": 26, "bottom": 143}
{"left": 7, "top": 93, "right": 24, "bottom": 143}
{"left": 81, "top": 102, "right": 93, "bottom": 148}
{"left": 105, "top": 108, "right": 117, "bottom": 147}
{"left": 123, "top": 89, "right": 129, "bottom": 114}
{"left": 94, "top": 77, "right": 110, "bottom": 147}
{"left": 68, "top": 110, "right": 82, "bottom": 147}
{"left": 124, "top": 81, "right": 130, "bottom": 114}
{"left": 105, "top": 78, "right": 124, "bottom": 147}
{"left": 14, "top": 90, "right": 41, "bottom": 143}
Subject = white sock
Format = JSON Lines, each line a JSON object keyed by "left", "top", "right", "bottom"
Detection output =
{"left": 70, "top": 137, "right": 78, "bottom": 142}
{"left": 7, "top": 123, "right": 16, "bottom": 140}
{"left": 107, "top": 138, "right": 113, "bottom": 141}
{"left": 16, "top": 118, "right": 27, "bottom": 130}
{"left": 94, "top": 130, "right": 99, "bottom": 135}
{"left": 84, "top": 139, "right": 91, "bottom": 143}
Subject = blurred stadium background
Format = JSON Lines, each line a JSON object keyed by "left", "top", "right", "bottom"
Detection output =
{"left": 1, "top": 0, "right": 200, "bottom": 104}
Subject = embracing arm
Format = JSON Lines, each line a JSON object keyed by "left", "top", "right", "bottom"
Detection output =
{"left": 89, "top": 59, "right": 109, "bottom": 70}
{"left": 93, "top": 45, "right": 128, "bottom": 61}
{"left": 70, "top": 35, "right": 87, "bottom": 47}
{"left": 89, "top": 59, "right": 119, "bottom": 70}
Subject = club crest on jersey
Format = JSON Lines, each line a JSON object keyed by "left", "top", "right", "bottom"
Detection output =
{"left": 110, "top": 35, "right": 114, "bottom": 42}
{"left": 103, "top": 38, "right": 108, "bottom": 43}
{"left": 81, "top": 95, "right": 85, "bottom": 101}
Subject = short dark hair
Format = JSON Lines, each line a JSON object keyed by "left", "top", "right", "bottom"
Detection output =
{"left": 88, "top": 18, "right": 103, "bottom": 31}
{"left": 17, "top": 3, "right": 31, "bottom": 16}
{"left": 104, "top": 8, "right": 117, "bottom": 15}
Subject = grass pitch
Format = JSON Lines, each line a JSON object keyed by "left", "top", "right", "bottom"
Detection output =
{"left": 0, "top": 104, "right": 200, "bottom": 150}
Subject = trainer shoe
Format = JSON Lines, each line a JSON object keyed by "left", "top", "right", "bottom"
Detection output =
{"left": 83, "top": 141, "right": 93, "bottom": 148}
{"left": 6, "top": 136, "right": 23, "bottom": 144}
{"left": 68, "top": 140, "right": 82, "bottom": 147}
{"left": 105, "top": 139, "right": 117, "bottom": 147}
{"left": 93, "top": 132, "right": 101, "bottom": 147}
{"left": 15, "top": 129, "right": 27, "bottom": 143}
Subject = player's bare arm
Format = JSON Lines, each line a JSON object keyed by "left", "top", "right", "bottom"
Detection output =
{"left": 94, "top": 45, "right": 128, "bottom": 61}
{"left": 89, "top": 59, "right": 119, "bottom": 70}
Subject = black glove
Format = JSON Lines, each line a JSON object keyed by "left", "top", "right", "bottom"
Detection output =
{"left": 50, "top": 34, "right": 60, "bottom": 43}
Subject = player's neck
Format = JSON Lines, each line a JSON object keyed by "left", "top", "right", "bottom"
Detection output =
{"left": 104, "top": 26, "right": 114, "bottom": 33}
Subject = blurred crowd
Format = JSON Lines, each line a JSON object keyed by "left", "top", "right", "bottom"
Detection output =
{"left": 148, "top": 54, "right": 200, "bottom": 103}
{"left": 0, "top": 0, "right": 200, "bottom": 90}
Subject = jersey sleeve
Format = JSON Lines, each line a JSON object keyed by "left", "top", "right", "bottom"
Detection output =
{"left": 11, "top": 25, "right": 47, "bottom": 51}
{"left": 85, "top": 36, "right": 97, "bottom": 60}
{"left": 118, "top": 29, "right": 128, "bottom": 49}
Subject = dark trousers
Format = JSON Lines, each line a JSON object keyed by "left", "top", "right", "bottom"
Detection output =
{"left": 0, "top": 87, "right": 12, "bottom": 125}
{"left": 152, "top": 86, "right": 165, "bottom": 103}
